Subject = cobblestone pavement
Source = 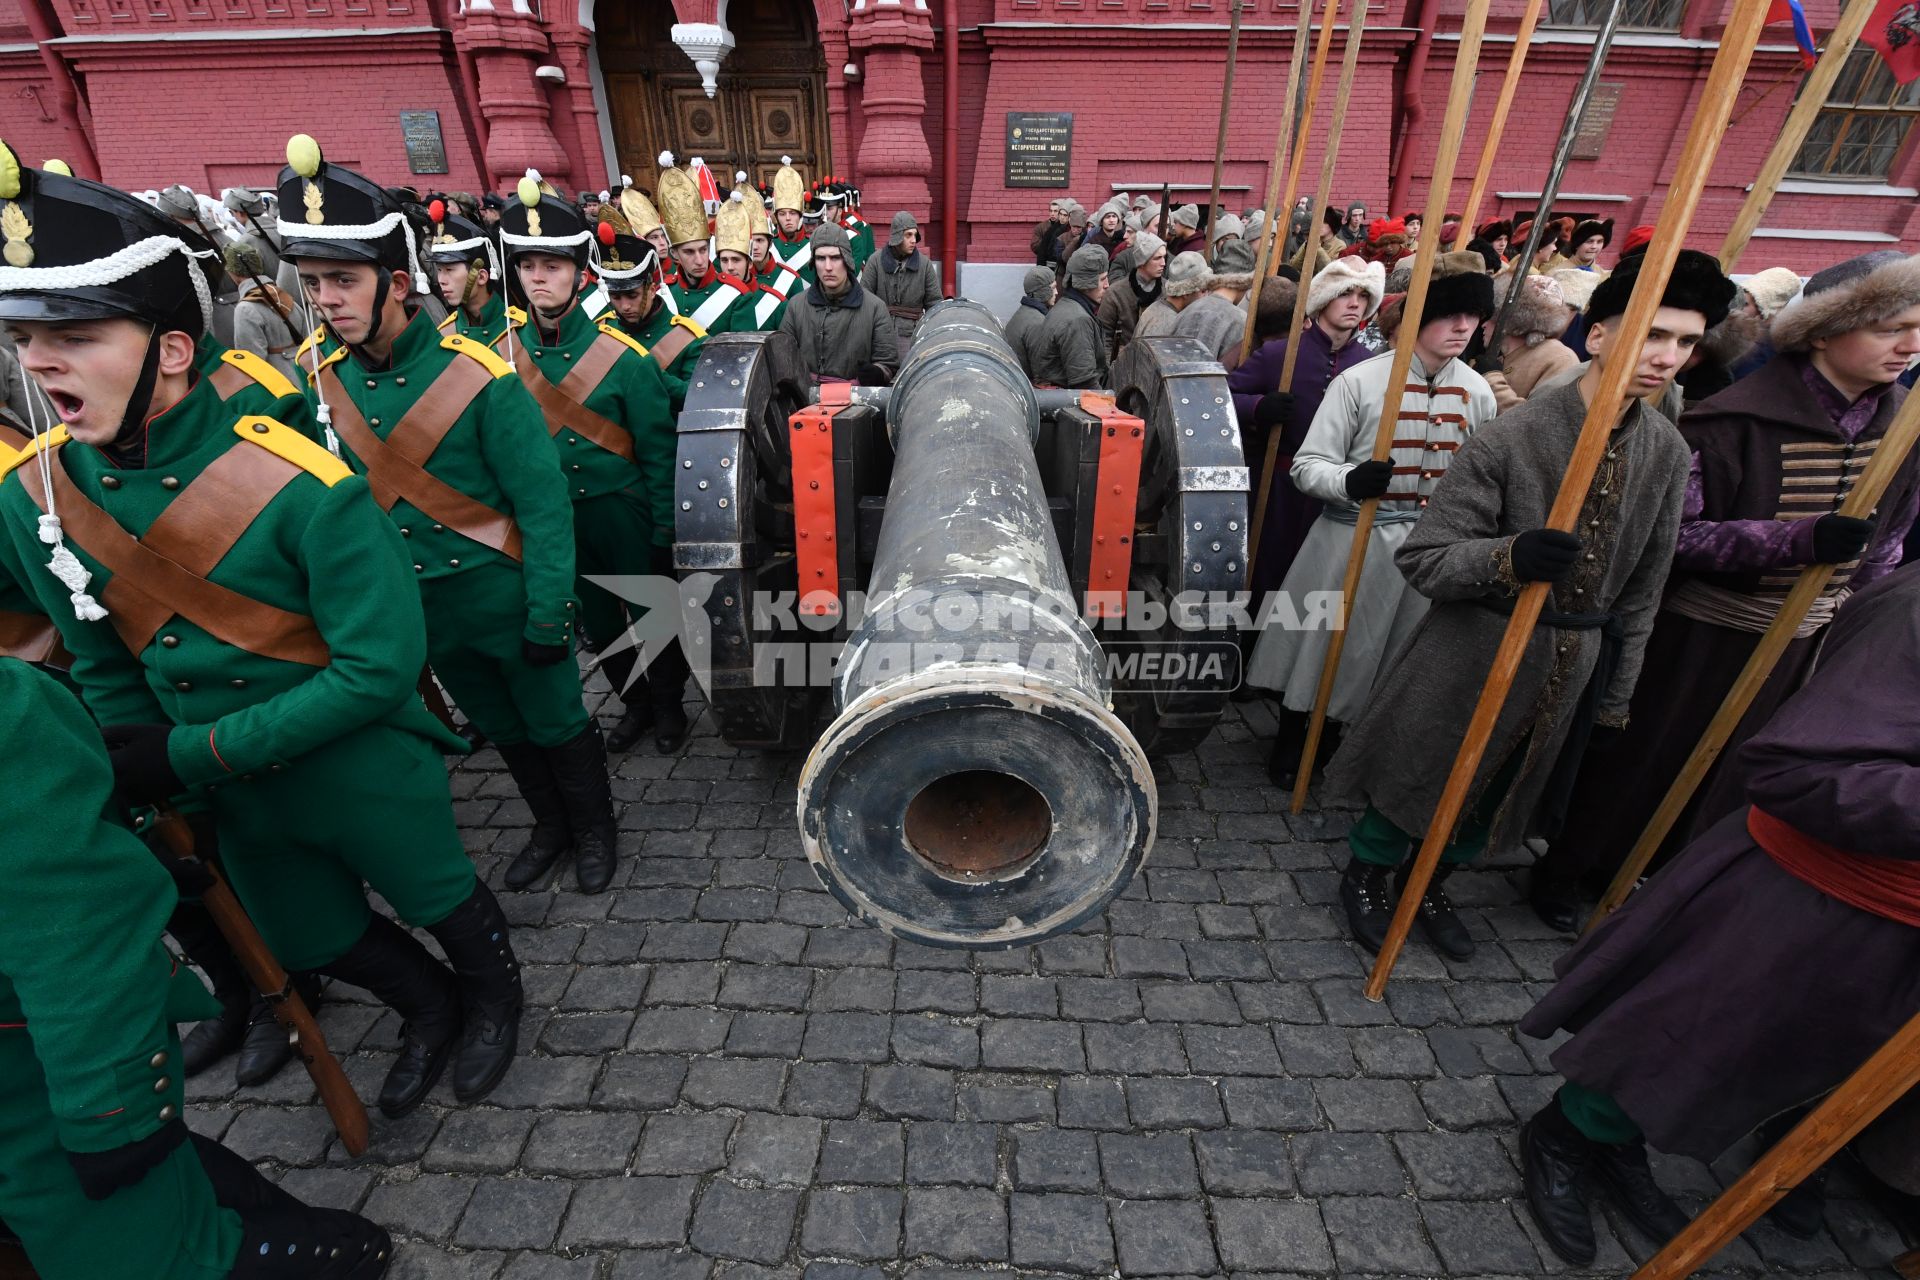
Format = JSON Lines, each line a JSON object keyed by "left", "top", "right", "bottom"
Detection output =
{"left": 185, "top": 686, "right": 1913, "bottom": 1280}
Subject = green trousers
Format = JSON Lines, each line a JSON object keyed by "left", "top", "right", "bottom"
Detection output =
{"left": 0, "top": 1030, "right": 240, "bottom": 1280}
{"left": 211, "top": 723, "right": 476, "bottom": 971}
{"left": 572, "top": 487, "right": 656, "bottom": 650}
{"left": 1558, "top": 1082, "right": 1643, "bottom": 1144}
{"left": 419, "top": 561, "right": 589, "bottom": 748}
{"left": 1349, "top": 747, "right": 1527, "bottom": 868}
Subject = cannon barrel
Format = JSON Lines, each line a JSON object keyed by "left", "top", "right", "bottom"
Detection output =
{"left": 797, "top": 301, "right": 1158, "bottom": 949}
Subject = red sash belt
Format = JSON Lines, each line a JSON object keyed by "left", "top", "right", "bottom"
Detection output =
{"left": 1750, "top": 805, "right": 1920, "bottom": 928}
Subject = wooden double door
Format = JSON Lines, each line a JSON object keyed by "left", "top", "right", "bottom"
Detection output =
{"left": 600, "top": 0, "right": 829, "bottom": 191}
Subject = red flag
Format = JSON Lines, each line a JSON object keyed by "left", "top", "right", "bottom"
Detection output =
{"left": 1863, "top": 0, "right": 1920, "bottom": 84}
{"left": 1766, "top": 0, "right": 1819, "bottom": 69}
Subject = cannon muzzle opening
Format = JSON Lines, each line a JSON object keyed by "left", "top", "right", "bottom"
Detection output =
{"left": 905, "top": 769, "right": 1052, "bottom": 882}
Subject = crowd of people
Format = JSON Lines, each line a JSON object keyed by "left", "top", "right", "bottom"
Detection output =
{"left": 0, "top": 127, "right": 1916, "bottom": 1280}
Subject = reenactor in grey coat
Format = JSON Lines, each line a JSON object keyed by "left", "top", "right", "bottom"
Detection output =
{"left": 1031, "top": 245, "right": 1111, "bottom": 389}
{"left": 858, "top": 211, "right": 943, "bottom": 364}
{"left": 779, "top": 223, "right": 897, "bottom": 385}
{"left": 1005, "top": 265, "right": 1054, "bottom": 382}
{"left": 222, "top": 243, "right": 304, "bottom": 386}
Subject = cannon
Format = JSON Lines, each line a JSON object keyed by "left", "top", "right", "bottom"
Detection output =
{"left": 671, "top": 301, "right": 1249, "bottom": 947}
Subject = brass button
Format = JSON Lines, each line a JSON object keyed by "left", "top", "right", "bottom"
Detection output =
{"left": 174, "top": 680, "right": 192, "bottom": 691}
{"left": 158, "top": 1104, "right": 176, "bottom": 1121}
{"left": 577, "top": 488, "right": 587, "bottom": 496}
{"left": 161, "top": 476, "right": 179, "bottom": 490}
{"left": 370, "top": 418, "right": 382, "bottom": 428}
{"left": 251, "top": 422, "right": 269, "bottom": 434}
{"left": 152, "top": 1075, "right": 170, "bottom": 1093}
{"left": 100, "top": 475, "right": 121, "bottom": 490}
{"left": 270, "top": 763, "right": 284, "bottom": 773}
{"left": 431, "top": 524, "right": 444, "bottom": 533}
{"left": 365, "top": 379, "right": 377, "bottom": 389}
{"left": 570, "top": 464, "right": 581, "bottom": 472}
{"left": 413, "top": 563, "right": 424, "bottom": 573}
{"left": 396, "top": 376, "right": 408, "bottom": 387}
{"left": 149, "top": 1050, "right": 168, "bottom": 1069}
{"left": 240, "top": 773, "right": 254, "bottom": 782}
{"left": 400, "top": 527, "right": 411, "bottom": 537}
{"left": 230, "top": 678, "right": 247, "bottom": 689}
{"left": 160, "top": 635, "right": 179, "bottom": 648}
{"left": 448, "top": 558, "right": 460, "bottom": 568}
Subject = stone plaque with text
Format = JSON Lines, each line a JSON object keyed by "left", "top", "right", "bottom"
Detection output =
{"left": 1005, "top": 112, "right": 1073, "bottom": 188}
{"left": 400, "top": 110, "right": 448, "bottom": 176}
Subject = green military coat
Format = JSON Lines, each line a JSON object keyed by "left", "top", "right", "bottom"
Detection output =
{"left": 613, "top": 296, "right": 704, "bottom": 414}
{"left": 437, "top": 290, "right": 520, "bottom": 352}
{"left": 0, "top": 657, "right": 239, "bottom": 1280}
{"left": 769, "top": 229, "right": 818, "bottom": 289}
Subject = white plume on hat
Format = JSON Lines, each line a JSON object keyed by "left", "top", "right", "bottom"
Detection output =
{"left": 1305, "top": 256, "right": 1386, "bottom": 319}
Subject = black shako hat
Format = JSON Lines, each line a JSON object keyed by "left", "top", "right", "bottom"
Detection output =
{"left": 497, "top": 171, "right": 593, "bottom": 270}
{"left": 0, "top": 137, "right": 212, "bottom": 335}
{"left": 275, "top": 133, "right": 414, "bottom": 272}
{"left": 425, "top": 200, "right": 495, "bottom": 269}
{"left": 1585, "top": 248, "right": 1736, "bottom": 330}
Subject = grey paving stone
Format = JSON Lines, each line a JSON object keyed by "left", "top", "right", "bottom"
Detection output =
{"left": 979, "top": 975, "right": 1058, "bottom": 1017}
{"left": 1422, "top": 1200, "right": 1545, "bottom": 1273}
{"left": 273, "top": 1165, "right": 373, "bottom": 1212}
{"left": 1419, "top": 1075, "right": 1516, "bottom": 1130}
{"left": 1319, "top": 1195, "right": 1443, "bottom": 1274}
{"left": 1084, "top": 1022, "right": 1186, "bottom": 1075}
{"left": 1008, "top": 1193, "right": 1115, "bottom": 1275}
{"left": 1111, "top": 1198, "right": 1219, "bottom": 1276}
{"left": 364, "top": 1173, "right": 477, "bottom": 1240}
{"left": 956, "top": 1082, "right": 1053, "bottom": 1123}
{"left": 1394, "top": 1130, "right": 1523, "bottom": 1198}
{"left": 801, "top": 1012, "right": 893, "bottom": 1064}
{"left": 893, "top": 970, "right": 976, "bottom": 1014}
{"left": 866, "top": 1066, "right": 954, "bottom": 1121}
{"left": 817, "top": 1120, "right": 905, "bottom": 1185}
{"left": 1211, "top": 1197, "right": 1334, "bottom": 1274}
{"left": 636, "top": 1113, "right": 736, "bottom": 1175}
{"left": 423, "top": 1111, "right": 536, "bottom": 1174}
{"left": 783, "top": 1061, "right": 867, "bottom": 1119}
{"left": 1139, "top": 981, "right": 1242, "bottom": 1024}
{"left": 384, "top": 1242, "right": 507, "bottom": 1279}
{"left": 905, "top": 1121, "right": 999, "bottom": 1187}
{"left": 1313, "top": 1077, "right": 1430, "bottom": 1131}
{"left": 220, "top": 1106, "right": 337, "bottom": 1165}
{"left": 1057, "top": 1075, "right": 1131, "bottom": 1131}
{"left": 456, "top": 1178, "right": 573, "bottom": 1249}
{"left": 1193, "top": 1128, "right": 1296, "bottom": 1196}
{"left": 559, "top": 1176, "right": 698, "bottom": 1249}
{"left": 683, "top": 1057, "right": 789, "bottom": 1110}
{"left": 1125, "top": 1077, "right": 1226, "bottom": 1129}
{"left": 647, "top": 963, "right": 722, "bottom": 1006}
{"left": 810, "top": 967, "right": 895, "bottom": 1013}
{"left": 606, "top": 1250, "right": 712, "bottom": 1280}
{"left": 630, "top": 1007, "right": 733, "bottom": 1055}
{"left": 485, "top": 1055, "right": 600, "bottom": 1109}
{"left": 688, "top": 1181, "right": 801, "bottom": 1264}
{"left": 978, "top": 1018, "right": 1086, "bottom": 1073}
{"left": 595, "top": 1055, "right": 691, "bottom": 1110}
{"left": 1290, "top": 1130, "right": 1409, "bottom": 1196}
{"left": 903, "top": 1187, "right": 1008, "bottom": 1263}
{"left": 725, "top": 1011, "right": 808, "bottom": 1058}
{"left": 1097, "top": 1132, "right": 1200, "bottom": 1198}
{"left": 799, "top": 1187, "right": 903, "bottom": 1261}
{"left": 1219, "top": 1077, "right": 1322, "bottom": 1130}
{"left": 1183, "top": 1024, "right": 1285, "bottom": 1075}
{"left": 1011, "top": 1128, "right": 1101, "bottom": 1193}
{"left": 523, "top": 1111, "right": 644, "bottom": 1176}
{"left": 728, "top": 1112, "right": 822, "bottom": 1186}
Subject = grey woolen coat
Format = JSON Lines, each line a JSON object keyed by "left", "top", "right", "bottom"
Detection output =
{"left": 779, "top": 279, "right": 899, "bottom": 382}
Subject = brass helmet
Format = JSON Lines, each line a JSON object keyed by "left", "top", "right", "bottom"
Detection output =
{"left": 655, "top": 151, "right": 708, "bottom": 249}
{"left": 713, "top": 171, "right": 755, "bottom": 260}
{"left": 771, "top": 154, "right": 807, "bottom": 215}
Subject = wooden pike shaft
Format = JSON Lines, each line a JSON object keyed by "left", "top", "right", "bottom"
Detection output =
{"left": 1588, "top": 385, "right": 1920, "bottom": 926}
{"left": 1247, "top": 0, "right": 1367, "bottom": 585}
{"left": 1452, "top": 0, "right": 1547, "bottom": 251}
{"left": 1631, "top": 1009, "right": 1920, "bottom": 1279}
{"left": 1238, "top": 0, "right": 1319, "bottom": 367}
{"left": 1721, "top": 0, "right": 1879, "bottom": 270}
{"left": 1364, "top": 0, "right": 1777, "bottom": 1000}
{"left": 1209, "top": 0, "right": 1245, "bottom": 243}
{"left": 1286, "top": 0, "right": 1492, "bottom": 815}
{"left": 1277, "top": 0, "right": 1342, "bottom": 245}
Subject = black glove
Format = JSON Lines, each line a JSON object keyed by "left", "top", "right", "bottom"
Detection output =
{"left": 101, "top": 723, "right": 183, "bottom": 805}
{"left": 1811, "top": 513, "right": 1873, "bottom": 564}
{"left": 1254, "top": 391, "right": 1296, "bottom": 435}
{"left": 67, "top": 1117, "right": 188, "bottom": 1201}
{"left": 522, "top": 636, "right": 571, "bottom": 667}
{"left": 1343, "top": 459, "right": 1394, "bottom": 501}
{"left": 1510, "top": 529, "right": 1584, "bottom": 583}
{"left": 855, "top": 363, "right": 891, "bottom": 387}
{"left": 149, "top": 840, "right": 214, "bottom": 898}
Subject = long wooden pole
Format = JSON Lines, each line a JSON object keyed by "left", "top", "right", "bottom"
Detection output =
{"left": 1285, "top": 0, "right": 1491, "bottom": 814}
{"left": 1451, "top": 0, "right": 1547, "bottom": 252}
{"left": 1272, "top": 0, "right": 1342, "bottom": 274}
{"left": 1631, "top": 1009, "right": 1920, "bottom": 1280}
{"left": 1239, "top": 0, "right": 1322, "bottom": 367}
{"left": 1721, "top": 0, "right": 1878, "bottom": 270}
{"left": 1246, "top": 0, "right": 1368, "bottom": 587}
{"left": 1588, "top": 391, "right": 1920, "bottom": 926}
{"left": 1365, "top": 0, "right": 1776, "bottom": 1000}
{"left": 1208, "top": 0, "right": 1245, "bottom": 244}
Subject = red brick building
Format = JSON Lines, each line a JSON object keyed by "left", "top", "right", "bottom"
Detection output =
{"left": 1, "top": 0, "right": 1915, "bottom": 278}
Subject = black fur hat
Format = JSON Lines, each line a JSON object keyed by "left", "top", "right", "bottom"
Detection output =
{"left": 1419, "top": 251, "right": 1497, "bottom": 325}
{"left": 1585, "top": 248, "right": 1735, "bottom": 330}
{"left": 1570, "top": 218, "right": 1613, "bottom": 249}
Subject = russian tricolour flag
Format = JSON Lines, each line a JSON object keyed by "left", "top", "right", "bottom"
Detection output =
{"left": 1768, "top": 0, "right": 1820, "bottom": 70}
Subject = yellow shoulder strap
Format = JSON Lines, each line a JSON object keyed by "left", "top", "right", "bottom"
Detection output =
{"left": 232, "top": 418, "right": 351, "bottom": 487}
{"left": 669, "top": 314, "right": 708, "bottom": 341}
{"left": 442, "top": 333, "right": 514, "bottom": 378}
{"left": 435, "top": 311, "right": 456, "bottom": 332}
{"left": 293, "top": 326, "right": 328, "bottom": 362}
{"left": 596, "top": 322, "right": 650, "bottom": 359}
{"left": 304, "top": 344, "right": 349, "bottom": 386}
{"left": 506, "top": 305, "right": 528, "bottom": 327}
{"left": 220, "top": 348, "right": 300, "bottom": 401}
{"left": 0, "top": 426, "right": 69, "bottom": 483}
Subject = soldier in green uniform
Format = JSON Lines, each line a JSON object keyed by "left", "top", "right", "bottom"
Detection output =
{"left": 424, "top": 199, "right": 521, "bottom": 352}
{"left": 0, "top": 143, "right": 522, "bottom": 1121}
{"left": 598, "top": 218, "right": 698, "bottom": 414}
{"left": 767, "top": 157, "right": 817, "bottom": 289}
{"left": 749, "top": 208, "right": 799, "bottom": 333}
{"left": 0, "top": 656, "right": 395, "bottom": 1280}
{"left": 276, "top": 138, "right": 616, "bottom": 905}
{"left": 715, "top": 179, "right": 788, "bottom": 333}
{"left": 822, "top": 179, "right": 875, "bottom": 274}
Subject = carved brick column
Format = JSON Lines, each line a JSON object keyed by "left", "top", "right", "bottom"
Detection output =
{"left": 454, "top": 2, "right": 570, "bottom": 188}
{"left": 845, "top": 0, "right": 934, "bottom": 217}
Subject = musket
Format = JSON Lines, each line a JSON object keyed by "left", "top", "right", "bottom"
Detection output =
{"left": 148, "top": 809, "right": 370, "bottom": 1157}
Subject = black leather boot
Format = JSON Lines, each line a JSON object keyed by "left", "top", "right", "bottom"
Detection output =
{"left": 1521, "top": 1099, "right": 1599, "bottom": 1266}
{"left": 600, "top": 647, "right": 654, "bottom": 753}
{"left": 1397, "top": 862, "right": 1477, "bottom": 960}
{"left": 234, "top": 973, "right": 323, "bottom": 1087}
{"left": 1338, "top": 856, "right": 1396, "bottom": 954}
{"left": 1529, "top": 848, "right": 1582, "bottom": 934}
{"left": 191, "top": 1131, "right": 301, "bottom": 1215}
{"left": 497, "top": 740, "right": 571, "bottom": 891}
{"left": 424, "top": 881, "right": 524, "bottom": 1103}
{"left": 650, "top": 678, "right": 692, "bottom": 755}
{"left": 1591, "top": 1134, "right": 1690, "bottom": 1247}
{"left": 1758, "top": 1111, "right": 1829, "bottom": 1238}
{"left": 318, "top": 914, "right": 462, "bottom": 1118}
{"left": 229, "top": 1205, "right": 392, "bottom": 1278}
{"left": 549, "top": 725, "right": 619, "bottom": 893}
{"left": 170, "top": 901, "right": 252, "bottom": 1078}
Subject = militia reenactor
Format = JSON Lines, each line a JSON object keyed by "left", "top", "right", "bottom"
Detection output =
{"left": 599, "top": 206, "right": 706, "bottom": 417}
{"left": 221, "top": 242, "right": 302, "bottom": 386}
{"left": 858, "top": 210, "right": 942, "bottom": 364}
{"left": 779, "top": 222, "right": 897, "bottom": 387}
{"left": 821, "top": 178, "right": 875, "bottom": 273}
{"left": 717, "top": 178, "right": 787, "bottom": 332}
{"left": 0, "top": 142, "right": 524, "bottom": 1121}
{"left": 500, "top": 170, "right": 693, "bottom": 767}
{"left": 0, "top": 656, "right": 394, "bottom": 1280}
{"left": 1323, "top": 252, "right": 1732, "bottom": 958}
{"left": 425, "top": 197, "right": 520, "bottom": 351}
{"left": 1005, "top": 264, "right": 1054, "bottom": 382}
{"left": 768, "top": 156, "right": 817, "bottom": 289}
{"left": 658, "top": 153, "right": 752, "bottom": 343}
{"left": 1031, "top": 244, "right": 1111, "bottom": 390}
{"left": 277, "top": 140, "right": 618, "bottom": 920}
{"left": 748, "top": 201, "right": 799, "bottom": 331}
{"left": 1542, "top": 249, "right": 1920, "bottom": 925}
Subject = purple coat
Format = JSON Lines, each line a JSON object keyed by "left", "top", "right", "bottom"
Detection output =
{"left": 1229, "top": 323, "right": 1372, "bottom": 596}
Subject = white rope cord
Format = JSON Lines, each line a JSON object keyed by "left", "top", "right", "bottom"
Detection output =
{"left": 428, "top": 235, "right": 489, "bottom": 257}
{"left": 0, "top": 235, "right": 213, "bottom": 337}
{"left": 19, "top": 332, "right": 108, "bottom": 622}
{"left": 499, "top": 228, "right": 593, "bottom": 252}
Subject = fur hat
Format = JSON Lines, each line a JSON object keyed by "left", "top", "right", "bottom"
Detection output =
{"left": 1252, "top": 274, "right": 1300, "bottom": 343}
{"left": 1505, "top": 274, "right": 1570, "bottom": 343}
{"left": 222, "top": 241, "right": 267, "bottom": 279}
{"left": 1209, "top": 237, "right": 1256, "bottom": 286}
{"left": 1546, "top": 216, "right": 1576, "bottom": 247}
{"left": 1549, "top": 267, "right": 1603, "bottom": 313}
{"left": 1065, "top": 244, "right": 1110, "bottom": 291}
{"left": 1135, "top": 201, "right": 1160, "bottom": 230}
{"left": 1162, "top": 251, "right": 1212, "bottom": 298}
{"left": 1741, "top": 266, "right": 1803, "bottom": 320}
{"left": 1772, "top": 251, "right": 1920, "bottom": 353}
{"left": 1132, "top": 193, "right": 1154, "bottom": 213}
{"left": 1476, "top": 218, "right": 1512, "bottom": 243}
{"left": 1570, "top": 218, "right": 1613, "bottom": 249}
{"left": 1416, "top": 250, "right": 1497, "bottom": 327}
{"left": 1305, "top": 256, "right": 1386, "bottom": 319}
{"left": 1586, "top": 248, "right": 1735, "bottom": 330}
{"left": 1022, "top": 264, "right": 1055, "bottom": 302}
